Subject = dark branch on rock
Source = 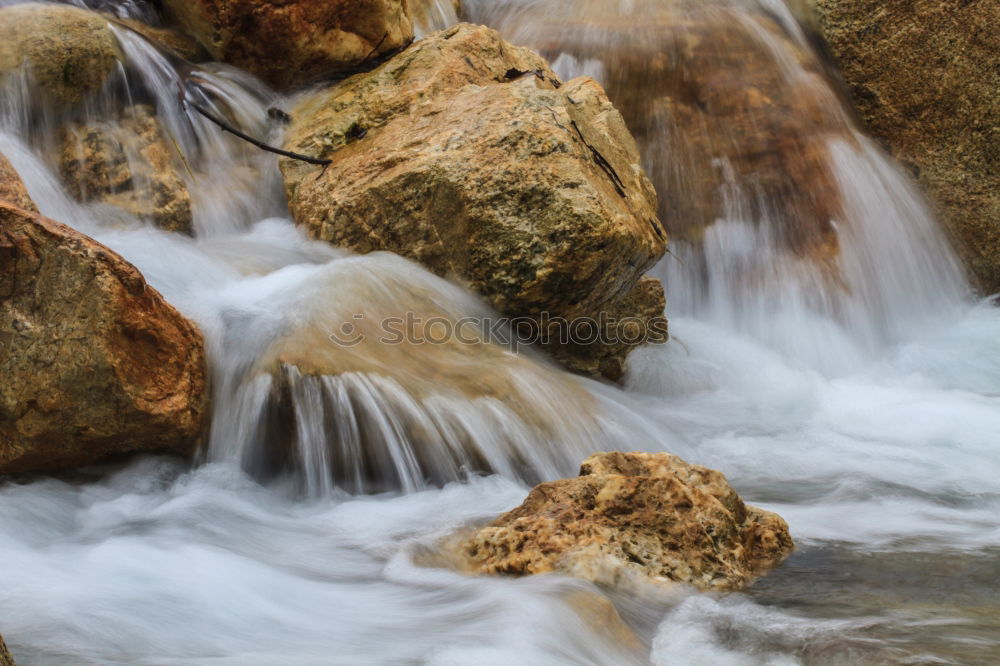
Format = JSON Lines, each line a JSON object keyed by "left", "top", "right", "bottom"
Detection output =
{"left": 185, "top": 99, "right": 331, "bottom": 166}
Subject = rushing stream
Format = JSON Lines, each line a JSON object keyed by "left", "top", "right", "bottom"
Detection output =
{"left": 2, "top": 0, "right": 999, "bottom": 663}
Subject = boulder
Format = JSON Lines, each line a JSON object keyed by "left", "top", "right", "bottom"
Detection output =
{"left": 59, "top": 105, "right": 193, "bottom": 235}
{"left": 463, "top": 0, "right": 846, "bottom": 259}
{"left": 281, "top": 24, "right": 667, "bottom": 379}
{"left": 456, "top": 451, "right": 793, "bottom": 590}
{"left": 813, "top": 0, "right": 1000, "bottom": 294}
{"left": 0, "top": 4, "right": 121, "bottom": 110}
{"left": 0, "top": 153, "right": 36, "bottom": 213}
{"left": 161, "top": 0, "right": 413, "bottom": 88}
{"left": 0, "top": 203, "right": 208, "bottom": 474}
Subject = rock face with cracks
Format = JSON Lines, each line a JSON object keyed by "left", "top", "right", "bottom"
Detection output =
{"left": 161, "top": 0, "right": 413, "bottom": 88}
{"left": 814, "top": 0, "right": 1000, "bottom": 294}
{"left": 0, "top": 200, "right": 208, "bottom": 474}
{"left": 458, "top": 452, "right": 793, "bottom": 590}
{"left": 281, "top": 24, "right": 668, "bottom": 380}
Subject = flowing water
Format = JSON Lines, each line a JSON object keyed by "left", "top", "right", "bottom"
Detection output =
{"left": 1, "top": 0, "right": 999, "bottom": 664}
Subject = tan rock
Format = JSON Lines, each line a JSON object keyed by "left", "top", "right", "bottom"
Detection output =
{"left": 813, "top": 0, "right": 1000, "bottom": 294}
{"left": 0, "top": 4, "right": 121, "bottom": 110}
{"left": 0, "top": 153, "right": 36, "bottom": 214}
{"left": 466, "top": 0, "right": 846, "bottom": 260}
{"left": 59, "top": 105, "right": 193, "bottom": 235}
{"left": 161, "top": 0, "right": 413, "bottom": 88}
{"left": 281, "top": 24, "right": 667, "bottom": 379}
{"left": 0, "top": 203, "right": 208, "bottom": 474}
{"left": 457, "top": 451, "right": 793, "bottom": 590}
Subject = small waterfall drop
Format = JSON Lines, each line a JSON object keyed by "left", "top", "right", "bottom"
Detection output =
{"left": 2, "top": 2, "right": 999, "bottom": 664}
{"left": 1, "top": 7, "right": 660, "bottom": 495}
{"left": 462, "top": 0, "right": 969, "bottom": 372}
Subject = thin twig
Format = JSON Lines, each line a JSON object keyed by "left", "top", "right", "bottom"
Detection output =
{"left": 186, "top": 99, "right": 331, "bottom": 166}
{"left": 361, "top": 32, "right": 390, "bottom": 65}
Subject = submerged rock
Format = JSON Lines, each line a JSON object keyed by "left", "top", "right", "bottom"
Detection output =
{"left": 813, "top": 0, "right": 1000, "bottom": 295}
{"left": 0, "top": 4, "right": 122, "bottom": 110}
{"left": 0, "top": 203, "right": 208, "bottom": 474}
{"left": 222, "top": 252, "right": 606, "bottom": 493}
{"left": 0, "top": 153, "right": 37, "bottom": 214}
{"left": 456, "top": 452, "right": 793, "bottom": 590}
{"left": 161, "top": 0, "right": 413, "bottom": 88}
{"left": 59, "top": 105, "right": 194, "bottom": 235}
{"left": 282, "top": 24, "right": 667, "bottom": 380}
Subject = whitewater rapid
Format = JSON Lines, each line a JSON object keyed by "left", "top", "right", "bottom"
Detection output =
{"left": 1, "top": 0, "right": 999, "bottom": 663}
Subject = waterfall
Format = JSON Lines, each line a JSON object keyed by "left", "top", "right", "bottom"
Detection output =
{"left": 1, "top": 1, "right": 999, "bottom": 663}
{"left": 462, "top": 0, "right": 969, "bottom": 372}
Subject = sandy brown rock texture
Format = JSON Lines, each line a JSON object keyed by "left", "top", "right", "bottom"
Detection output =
{"left": 814, "top": 0, "right": 1000, "bottom": 295}
{"left": 161, "top": 0, "right": 413, "bottom": 88}
{"left": 282, "top": 24, "right": 667, "bottom": 380}
{"left": 0, "top": 4, "right": 121, "bottom": 110}
{"left": 0, "top": 203, "right": 208, "bottom": 474}
{"left": 458, "top": 451, "right": 793, "bottom": 590}
{"left": 0, "top": 153, "right": 37, "bottom": 214}
{"left": 59, "top": 105, "right": 194, "bottom": 235}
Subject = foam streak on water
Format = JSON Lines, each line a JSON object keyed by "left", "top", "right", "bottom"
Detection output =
{"left": 0, "top": 1, "right": 999, "bottom": 664}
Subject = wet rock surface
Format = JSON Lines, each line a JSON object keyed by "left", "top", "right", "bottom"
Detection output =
{"left": 813, "top": 0, "right": 1000, "bottom": 295}
{"left": 465, "top": 0, "right": 847, "bottom": 261}
{"left": 281, "top": 24, "right": 667, "bottom": 380}
{"left": 161, "top": 0, "right": 413, "bottom": 88}
{"left": 0, "top": 4, "right": 122, "bottom": 110}
{"left": 0, "top": 202, "right": 208, "bottom": 474}
{"left": 0, "top": 153, "right": 37, "bottom": 214}
{"left": 456, "top": 451, "right": 793, "bottom": 590}
{"left": 59, "top": 105, "right": 194, "bottom": 235}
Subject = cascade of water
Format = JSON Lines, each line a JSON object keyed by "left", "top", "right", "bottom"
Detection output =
{"left": 2, "top": 2, "right": 999, "bottom": 664}
{"left": 462, "top": 0, "right": 970, "bottom": 372}
{"left": 1, "top": 6, "right": 666, "bottom": 494}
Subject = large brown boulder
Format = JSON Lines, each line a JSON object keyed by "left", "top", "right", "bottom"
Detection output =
{"left": 456, "top": 452, "right": 793, "bottom": 591}
{"left": 0, "top": 4, "right": 122, "bottom": 110}
{"left": 281, "top": 24, "right": 667, "bottom": 379}
{"left": 0, "top": 153, "right": 36, "bottom": 214}
{"left": 161, "top": 0, "right": 413, "bottom": 88}
{"left": 813, "top": 0, "right": 1000, "bottom": 294}
{"left": 0, "top": 203, "right": 208, "bottom": 474}
{"left": 59, "top": 105, "right": 194, "bottom": 235}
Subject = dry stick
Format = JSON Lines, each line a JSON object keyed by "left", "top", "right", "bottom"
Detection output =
{"left": 361, "top": 32, "right": 390, "bottom": 65}
{"left": 186, "top": 99, "right": 331, "bottom": 166}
